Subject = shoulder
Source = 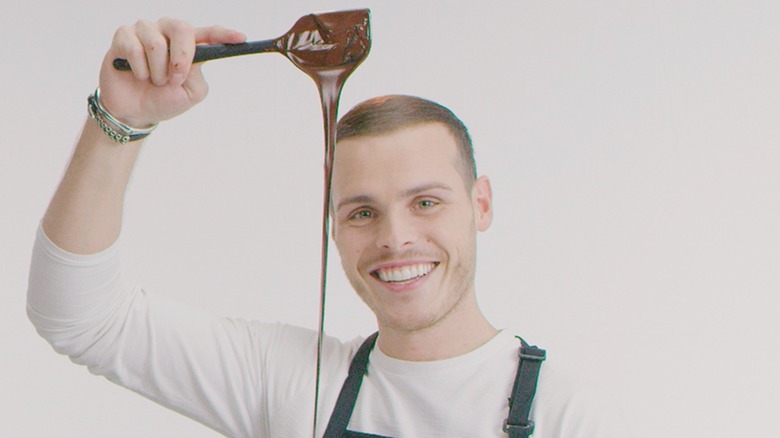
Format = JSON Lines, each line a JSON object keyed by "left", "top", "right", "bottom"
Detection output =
{"left": 238, "top": 321, "right": 366, "bottom": 359}
{"left": 238, "top": 322, "right": 367, "bottom": 379}
{"left": 499, "top": 331, "right": 631, "bottom": 437}
{"left": 532, "top": 360, "right": 633, "bottom": 437}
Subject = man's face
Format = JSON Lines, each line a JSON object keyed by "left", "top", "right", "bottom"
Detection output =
{"left": 331, "top": 123, "right": 493, "bottom": 333}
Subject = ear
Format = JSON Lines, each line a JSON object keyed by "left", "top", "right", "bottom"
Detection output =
{"left": 472, "top": 176, "right": 493, "bottom": 232}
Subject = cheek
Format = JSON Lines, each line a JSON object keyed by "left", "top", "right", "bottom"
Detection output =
{"left": 432, "top": 209, "right": 474, "bottom": 238}
{"left": 433, "top": 217, "right": 476, "bottom": 258}
{"left": 334, "top": 229, "right": 367, "bottom": 266}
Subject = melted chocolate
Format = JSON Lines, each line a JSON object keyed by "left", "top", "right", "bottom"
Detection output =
{"left": 278, "top": 9, "right": 371, "bottom": 72}
{"left": 280, "top": 9, "right": 371, "bottom": 436}
{"left": 274, "top": 9, "right": 370, "bottom": 172}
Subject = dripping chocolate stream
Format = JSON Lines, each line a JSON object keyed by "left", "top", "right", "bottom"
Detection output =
{"left": 113, "top": 9, "right": 370, "bottom": 436}
{"left": 281, "top": 10, "right": 371, "bottom": 437}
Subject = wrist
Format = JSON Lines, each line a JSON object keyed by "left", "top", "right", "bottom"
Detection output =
{"left": 87, "top": 88, "right": 158, "bottom": 144}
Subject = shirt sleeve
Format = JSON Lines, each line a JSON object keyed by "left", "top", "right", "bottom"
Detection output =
{"left": 26, "top": 225, "right": 267, "bottom": 437}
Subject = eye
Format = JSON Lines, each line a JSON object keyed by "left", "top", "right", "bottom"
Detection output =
{"left": 415, "top": 198, "right": 440, "bottom": 210}
{"left": 349, "top": 208, "right": 374, "bottom": 221}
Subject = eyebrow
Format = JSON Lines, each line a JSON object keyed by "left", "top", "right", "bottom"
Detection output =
{"left": 401, "top": 182, "right": 453, "bottom": 198}
{"left": 335, "top": 182, "right": 453, "bottom": 211}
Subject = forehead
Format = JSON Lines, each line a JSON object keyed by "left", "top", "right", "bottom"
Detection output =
{"left": 331, "top": 123, "right": 465, "bottom": 201}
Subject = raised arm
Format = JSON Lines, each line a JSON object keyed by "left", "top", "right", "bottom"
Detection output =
{"left": 28, "top": 21, "right": 279, "bottom": 436}
{"left": 43, "top": 18, "right": 245, "bottom": 254}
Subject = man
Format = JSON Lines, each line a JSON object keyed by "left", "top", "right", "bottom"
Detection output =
{"left": 28, "top": 18, "right": 629, "bottom": 437}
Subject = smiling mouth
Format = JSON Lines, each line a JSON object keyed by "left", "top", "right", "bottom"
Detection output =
{"left": 372, "top": 262, "right": 438, "bottom": 283}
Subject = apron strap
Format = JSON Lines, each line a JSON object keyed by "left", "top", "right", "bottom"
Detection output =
{"left": 323, "top": 332, "right": 379, "bottom": 438}
{"left": 324, "top": 333, "right": 545, "bottom": 438}
{"left": 503, "top": 337, "right": 546, "bottom": 438}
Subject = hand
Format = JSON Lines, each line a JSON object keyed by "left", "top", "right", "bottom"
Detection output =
{"left": 98, "top": 18, "right": 246, "bottom": 128}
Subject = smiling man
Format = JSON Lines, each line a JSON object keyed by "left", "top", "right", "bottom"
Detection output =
{"left": 27, "top": 18, "right": 630, "bottom": 438}
{"left": 331, "top": 97, "right": 497, "bottom": 362}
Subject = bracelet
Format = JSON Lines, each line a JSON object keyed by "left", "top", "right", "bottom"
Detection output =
{"left": 87, "top": 88, "right": 158, "bottom": 144}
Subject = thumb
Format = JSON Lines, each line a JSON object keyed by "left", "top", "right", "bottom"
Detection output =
{"left": 181, "top": 63, "right": 209, "bottom": 105}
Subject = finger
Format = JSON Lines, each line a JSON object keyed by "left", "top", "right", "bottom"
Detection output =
{"left": 158, "top": 18, "right": 196, "bottom": 87}
{"left": 194, "top": 25, "right": 246, "bottom": 45}
{"left": 134, "top": 19, "right": 170, "bottom": 86}
{"left": 112, "top": 24, "right": 149, "bottom": 81}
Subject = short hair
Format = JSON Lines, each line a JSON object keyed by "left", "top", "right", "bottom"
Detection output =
{"left": 336, "top": 95, "right": 477, "bottom": 186}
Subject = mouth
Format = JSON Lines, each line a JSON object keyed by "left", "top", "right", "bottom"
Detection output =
{"left": 371, "top": 262, "right": 438, "bottom": 284}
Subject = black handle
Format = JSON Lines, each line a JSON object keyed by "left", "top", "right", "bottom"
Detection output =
{"left": 113, "top": 39, "right": 279, "bottom": 71}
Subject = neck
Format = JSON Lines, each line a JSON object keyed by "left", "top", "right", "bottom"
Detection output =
{"left": 376, "top": 298, "right": 498, "bottom": 361}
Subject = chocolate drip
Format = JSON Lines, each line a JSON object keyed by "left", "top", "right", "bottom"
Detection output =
{"left": 279, "top": 9, "right": 371, "bottom": 437}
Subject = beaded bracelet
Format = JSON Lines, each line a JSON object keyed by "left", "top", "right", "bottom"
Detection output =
{"left": 87, "top": 88, "right": 158, "bottom": 144}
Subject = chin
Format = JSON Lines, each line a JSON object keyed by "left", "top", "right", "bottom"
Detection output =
{"left": 380, "top": 314, "right": 440, "bottom": 334}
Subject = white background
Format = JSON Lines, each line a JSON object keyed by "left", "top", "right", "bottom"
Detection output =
{"left": 2, "top": 1, "right": 778, "bottom": 436}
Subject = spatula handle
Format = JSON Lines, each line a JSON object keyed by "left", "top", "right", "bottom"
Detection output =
{"left": 112, "top": 39, "right": 279, "bottom": 71}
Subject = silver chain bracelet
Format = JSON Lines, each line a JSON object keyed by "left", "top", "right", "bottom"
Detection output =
{"left": 87, "top": 88, "right": 158, "bottom": 144}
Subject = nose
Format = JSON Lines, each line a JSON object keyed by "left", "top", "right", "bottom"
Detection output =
{"left": 375, "top": 210, "right": 417, "bottom": 250}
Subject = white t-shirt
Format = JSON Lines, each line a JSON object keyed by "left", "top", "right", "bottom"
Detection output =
{"left": 27, "top": 226, "right": 631, "bottom": 437}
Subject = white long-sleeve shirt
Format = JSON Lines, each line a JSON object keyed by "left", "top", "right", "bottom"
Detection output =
{"left": 27, "top": 226, "right": 631, "bottom": 437}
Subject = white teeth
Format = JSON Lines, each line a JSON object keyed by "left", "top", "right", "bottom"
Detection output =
{"left": 376, "top": 263, "right": 435, "bottom": 283}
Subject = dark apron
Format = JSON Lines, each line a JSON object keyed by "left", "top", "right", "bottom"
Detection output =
{"left": 322, "top": 332, "right": 545, "bottom": 438}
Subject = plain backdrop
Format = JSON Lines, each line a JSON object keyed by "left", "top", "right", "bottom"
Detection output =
{"left": 2, "top": 1, "right": 778, "bottom": 436}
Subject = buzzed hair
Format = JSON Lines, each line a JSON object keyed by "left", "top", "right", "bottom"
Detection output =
{"left": 336, "top": 95, "right": 477, "bottom": 187}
